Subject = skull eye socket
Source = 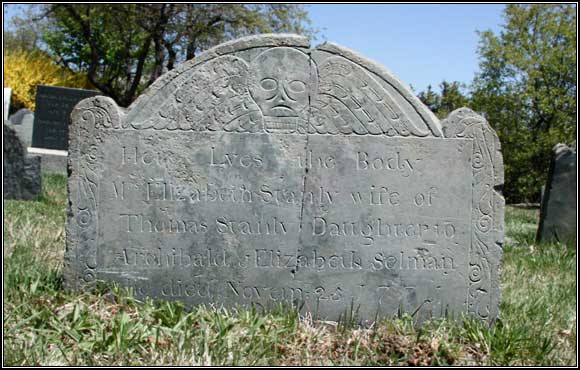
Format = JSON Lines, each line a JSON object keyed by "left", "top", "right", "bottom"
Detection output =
{"left": 260, "top": 78, "right": 277, "bottom": 91}
{"left": 288, "top": 80, "right": 306, "bottom": 93}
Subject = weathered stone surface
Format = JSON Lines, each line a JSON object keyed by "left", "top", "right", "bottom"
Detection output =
{"left": 65, "top": 34, "right": 504, "bottom": 323}
{"left": 32, "top": 85, "right": 100, "bottom": 150}
{"left": 537, "top": 143, "right": 577, "bottom": 244}
{"left": 4, "top": 122, "right": 41, "bottom": 200}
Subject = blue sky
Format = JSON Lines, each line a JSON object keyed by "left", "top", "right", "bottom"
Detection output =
{"left": 4, "top": 4, "right": 506, "bottom": 94}
{"left": 307, "top": 4, "right": 505, "bottom": 93}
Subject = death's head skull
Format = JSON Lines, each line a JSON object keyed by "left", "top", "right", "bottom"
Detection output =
{"left": 249, "top": 48, "right": 317, "bottom": 132}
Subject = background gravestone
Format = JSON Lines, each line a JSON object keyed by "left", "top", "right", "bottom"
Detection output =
{"left": 31, "top": 85, "right": 100, "bottom": 150}
{"left": 7, "top": 109, "right": 35, "bottom": 148}
{"left": 9, "top": 108, "right": 33, "bottom": 125}
{"left": 65, "top": 34, "right": 504, "bottom": 324}
{"left": 536, "top": 143, "right": 577, "bottom": 244}
{"left": 4, "top": 122, "right": 41, "bottom": 200}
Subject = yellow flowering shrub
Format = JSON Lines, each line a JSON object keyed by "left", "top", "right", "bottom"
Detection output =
{"left": 4, "top": 49, "right": 92, "bottom": 111}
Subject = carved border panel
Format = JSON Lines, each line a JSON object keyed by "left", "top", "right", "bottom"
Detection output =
{"left": 65, "top": 97, "right": 121, "bottom": 290}
{"left": 442, "top": 108, "right": 504, "bottom": 322}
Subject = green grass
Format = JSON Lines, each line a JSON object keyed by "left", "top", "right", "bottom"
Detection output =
{"left": 3, "top": 174, "right": 577, "bottom": 365}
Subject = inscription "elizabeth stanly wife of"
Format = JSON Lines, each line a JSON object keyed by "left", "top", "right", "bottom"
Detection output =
{"left": 113, "top": 180, "right": 407, "bottom": 207}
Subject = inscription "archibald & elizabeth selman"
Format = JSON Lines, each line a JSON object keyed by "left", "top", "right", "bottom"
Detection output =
{"left": 115, "top": 247, "right": 456, "bottom": 272}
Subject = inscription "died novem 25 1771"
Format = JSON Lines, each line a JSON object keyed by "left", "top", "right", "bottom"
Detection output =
{"left": 65, "top": 34, "right": 504, "bottom": 323}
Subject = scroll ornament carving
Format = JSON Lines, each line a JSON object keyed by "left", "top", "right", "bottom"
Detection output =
{"left": 442, "top": 108, "right": 504, "bottom": 321}
{"left": 68, "top": 97, "right": 119, "bottom": 288}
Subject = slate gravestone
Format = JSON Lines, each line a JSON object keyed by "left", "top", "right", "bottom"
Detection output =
{"left": 537, "top": 143, "right": 577, "bottom": 244}
{"left": 4, "top": 122, "right": 41, "bottom": 200}
{"left": 65, "top": 35, "right": 504, "bottom": 323}
{"left": 32, "top": 85, "right": 100, "bottom": 150}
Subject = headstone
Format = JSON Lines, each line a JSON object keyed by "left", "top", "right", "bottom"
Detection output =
{"left": 9, "top": 108, "right": 33, "bottom": 125}
{"left": 4, "top": 88, "right": 12, "bottom": 120}
{"left": 536, "top": 143, "right": 577, "bottom": 244}
{"left": 7, "top": 111, "right": 35, "bottom": 148}
{"left": 65, "top": 35, "right": 504, "bottom": 324}
{"left": 4, "top": 121, "right": 41, "bottom": 200}
{"left": 19, "top": 112, "right": 35, "bottom": 148}
{"left": 31, "top": 85, "right": 100, "bottom": 150}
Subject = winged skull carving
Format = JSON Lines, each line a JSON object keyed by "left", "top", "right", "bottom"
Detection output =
{"left": 131, "top": 47, "right": 433, "bottom": 137}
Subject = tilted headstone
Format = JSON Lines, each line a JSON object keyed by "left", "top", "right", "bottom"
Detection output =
{"left": 31, "top": 85, "right": 100, "bottom": 150}
{"left": 65, "top": 35, "right": 504, "bottom": 323}
{"left": 4, "top": 122, "right": 41, "bottom": 200}
{"left": 7, "top": 110, "right": 35, "bottom": 148}
{"left": 4, "top": 88, "right": 12, "bottom": 120}
{"left": 20, "top": 113, "right": 35, "bottom": 148}
{"left": 9, "top": 108, "right": 33, "bottom": 125}
{"left": 536, "top": 143, "right": 577, "bottom": 244}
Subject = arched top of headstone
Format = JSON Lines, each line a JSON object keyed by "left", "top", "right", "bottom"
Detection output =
{"left": 113, "top": 34, "right": 442, "bottom": 137}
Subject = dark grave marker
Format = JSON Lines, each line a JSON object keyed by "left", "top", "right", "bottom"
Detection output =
{"left": 4, "top": 122, "right": 41, "bottom": 200}
{"left": 31, "top": 85, "right": 100, "bottom": 150}
{"left": 537, "top": 143, "right": 577, "bottom": 244}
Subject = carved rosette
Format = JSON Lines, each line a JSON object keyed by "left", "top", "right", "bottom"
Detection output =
{"left": 65, "top": 96, "right": 121, "bottom": 290}
{"left": 442, "top": 108, "right": 504, "bottom": 322}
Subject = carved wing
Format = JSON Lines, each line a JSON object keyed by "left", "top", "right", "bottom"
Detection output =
{"left": 311, "top": 56, "right": 432, "bottom": 137}
{"left": 132, "top": 55, "right": 263, "bottom": 133}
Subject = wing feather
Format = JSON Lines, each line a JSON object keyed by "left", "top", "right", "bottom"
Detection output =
{"left": 313, "top": 56, "right": 431, "bottom": 137}
{"left": 131, "top": 56, "right": 262, "bottom": 133}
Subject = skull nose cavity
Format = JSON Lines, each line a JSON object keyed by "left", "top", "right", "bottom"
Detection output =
{"left": 277, "top": 83, "right": 297, "bottom": 103}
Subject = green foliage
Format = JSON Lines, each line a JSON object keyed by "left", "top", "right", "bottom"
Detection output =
{"left": 3, "top": 176, "right": 577, "bottom": 365}
{"left": 417, "top": 81, "right": 469, "bottom": 120}
{"left": 471, "top": 4, "right": 577, "bottom": 203}
{"left": 39, "top": 4, "right": 316, "bottom": 107}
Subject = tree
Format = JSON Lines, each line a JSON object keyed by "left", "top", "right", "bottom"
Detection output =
{"left": 471, "top": 4, "right": 576, "bottom": 203}
{"left": 417, "top": 81, "right": 469, "bottom": 120}
{"left": 417, "top": 84, "right": 440, "bottom": 114}
{"left": 438, "top": 81, "right": 469, "bottom": 119}
{"left": 3, "top": 5, "right": 48, "bottom": 52}
{"left": 38, "top": 4, "right": 315, "bottom": 107}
